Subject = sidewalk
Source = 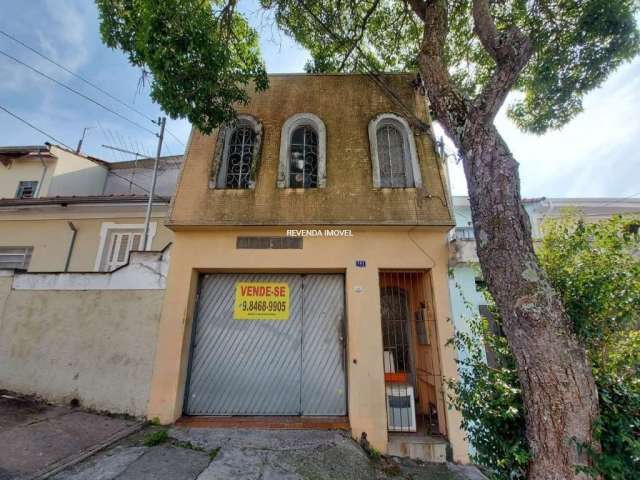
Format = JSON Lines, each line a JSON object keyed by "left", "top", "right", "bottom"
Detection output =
{"left": 0, "top": 390, "right": 487, "bottom": 480}
{"left": 0, "top": 391, "right": 141, "bottom": 480}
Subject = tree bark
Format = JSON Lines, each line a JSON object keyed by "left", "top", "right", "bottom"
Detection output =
{"left": 412, "top": 1, "right": 601, "bottom": 478}
{"left": 459, "top": 122, "right": 599, "bottom": 480}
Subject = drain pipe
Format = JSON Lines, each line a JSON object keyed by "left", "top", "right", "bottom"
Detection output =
{"left": 64, "top": 221, "right": 77, "bottom": 272}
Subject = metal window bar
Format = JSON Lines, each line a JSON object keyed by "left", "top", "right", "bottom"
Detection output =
{"left": 16, "top": 180, "right": 38, "bottom": 199}
{"left": 225, "top": 126, "right": 255, "bottom": 188}
{"left": 289, "top": 126, "right": 318, "bottom": 188}
{"left": 377, "top": 124, "right": 406, "bottom": 188}
{"left": 379, "top": 271, "right": 445, "bottom": 436}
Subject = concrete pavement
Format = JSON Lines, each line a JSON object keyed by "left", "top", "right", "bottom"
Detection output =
{"left": 0, "top": 391, "right": 141, "bottom": 480}
{"left": 53, "top": 427, "right": 486, "bottom": 480}
{"left": 0, "top": 390, "right": 487, "bottom": 480}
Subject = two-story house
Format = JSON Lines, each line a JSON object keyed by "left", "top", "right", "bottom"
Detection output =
{"left": 146, "top": 73, "right": 467, "bottom": 462}
{"left": 0, "top": 144, "right": 181, "bottom": 272}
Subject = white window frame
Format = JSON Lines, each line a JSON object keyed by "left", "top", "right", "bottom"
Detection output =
{"left": 278, "top": 113, "right": 327, "bottom": 188}
{"left": 16, "top": 180, "right": 39, "bottom": 199}
{"left": 214, "top": 114, "right": 262, "bottom": 189}
{"left": 94, "top": 222, "right": 157, "bottom": 271}
{"left": 0, "top": 246, "right": 33, "bottom": 270}
{"left": 369, "top": 113, "right": 422, "bottom": 188}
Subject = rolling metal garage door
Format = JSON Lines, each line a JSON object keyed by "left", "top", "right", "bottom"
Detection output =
{"left": 185, "top": 273, "right": 346, "bottom": 416}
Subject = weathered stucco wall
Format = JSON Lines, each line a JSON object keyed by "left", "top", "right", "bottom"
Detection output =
{"left": 47, "top": 146, "right": 108, "bottom": 197}
{"left": 0, "top": 157, "right": 56, "bottom": 199}
{"left": 146, "top": 227, "right": 468, "bottom": 462}
{"left": 0, "top": 251, "right": 167, "bottom": 416}
{"left": 170, "top": 74, "right": 454, "bottom": 227}
{"left": 0, "top": 211, "right": 172, "bottom": 272}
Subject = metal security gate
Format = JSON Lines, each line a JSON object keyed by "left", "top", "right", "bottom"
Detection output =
{"left": 185, "top": 273, "right": 346, "bottom": 416}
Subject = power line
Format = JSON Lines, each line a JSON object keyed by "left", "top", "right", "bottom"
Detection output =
{"left": 0, "top": 29, "right": 155, "bottom": 126}
{"left": 0, "top": 104, "right": 72, "bottom": 149}
{"left": 0, "top": 29, "right": 186, "bottom": 147}
{"left": 0, "top": 103, "right": 163, "bottom": 197}
{"left": 0, "top": 48, "right": 158, "bottom": 136}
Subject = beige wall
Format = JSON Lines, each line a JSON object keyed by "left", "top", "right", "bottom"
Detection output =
{"left": 0, "top": 209, "right": 173, "bottom": 272}
{"left": 170, "top": 74, "right": 453, "bottom": 227}
{"left": 47, "top": 146, "right": 108, "bottom": 196}
{"left": 147, "top": 227, "right": 468, "bottom": 462}
{"left": 0, "top": 157, "right": 56, "bottom": 198}
{"left": 0, "top": 256, "right": 166, "bottom": 416}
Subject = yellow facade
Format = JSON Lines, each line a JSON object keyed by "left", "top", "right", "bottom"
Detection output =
{"left": 0, "top": 207, "right": 172, "bottom": 272}
{"left": 148, "top": 74, "right": 467, "bottom": 462}
{"left": 147, "top": 227, "right": 467, "bottom": 461}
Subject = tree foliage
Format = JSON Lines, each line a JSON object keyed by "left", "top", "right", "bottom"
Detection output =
{"left": 96, "top": 0, "right": 268, "bottom": 133}
{"left": 449, "top": 215, "right": 640, "bottom": 479}
{"left": 262, "top": 0, "right": 638, "bottom": 133}
{"left": 96, "top": 1, "right": 638, "bottom": 134}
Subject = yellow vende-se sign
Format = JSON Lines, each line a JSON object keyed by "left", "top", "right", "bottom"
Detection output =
{"left": 234, "top": 282, "right": 290, "bottom": 320}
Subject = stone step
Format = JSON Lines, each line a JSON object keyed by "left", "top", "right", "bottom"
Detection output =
{"left": 387, "top": 435, "right": 448, "bottom": 463}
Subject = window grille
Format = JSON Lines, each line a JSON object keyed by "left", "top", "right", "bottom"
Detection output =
{"left": 223, "top": 126, "right": 256, "bottom": 188}
{"left": 103, "top": 230, "right": 143, "bottom": 271}
{"left": 0, "top": 247, "right": 33, "bottom": 270}
{"left": 289, "top": 126, "right": 318, "bottom": 188}
{"left": 377, "top": 125, "right": 409, "bottom": 188}
{"left": 16, "top": 181, "right": 38, "bottom": 199}
{"left": 236, "top": 236, "right": 303, "bottom": 249}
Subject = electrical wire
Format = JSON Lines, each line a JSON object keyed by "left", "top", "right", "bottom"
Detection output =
{"left": 0, "top": 104, "right": 72, "bottom": 149}
{"left": 0, "top": 48, "right": 158, "bottom": 136}
{"left": 0, "top": 29, "right": 186, "bottom": 147}
{"left": 0, "top": 103, "right": 165, "bottom": 197}
{"left": 297, "top": 1, "right": 427, "bottom": 130}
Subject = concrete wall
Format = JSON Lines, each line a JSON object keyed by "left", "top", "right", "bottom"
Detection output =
{"left": 0, "top": 251, "right": 167, "bottom": 416}
{"left": 103, "top": 157, "right": 184, "bottom": 197}
{"left": 146, "top": 227, "right": 469, "bottom": 463}
{"left": 171, "top": 74, "right": 453, "bottom": 227}
{"left": 0, "top": 210, "right": 172, "bottom": 272}
{"left": 0, "top": 156, "right": 56, "bottom": 198}
{"left": 48, "top": 146, "right": 108, "bottom": 196}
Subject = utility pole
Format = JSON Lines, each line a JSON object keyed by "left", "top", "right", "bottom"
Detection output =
{"left": 142, "top": 117, "right": 166, "bottom": 250}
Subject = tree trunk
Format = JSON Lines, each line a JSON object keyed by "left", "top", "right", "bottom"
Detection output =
{"left": 413, "top": 0, "right": 600, "bottom": 473}
{"left": 458, "top": 121, "right": 600, "bottom": 479}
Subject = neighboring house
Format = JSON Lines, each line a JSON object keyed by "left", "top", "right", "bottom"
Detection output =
{"left": 145, "top": 73, "right": 467, "bottom": 463}
{"left": 448, "top": 195, "right": 640, "bottom": 365}
{"left": 0, "top": 144, "right": 181, "bottom": 272}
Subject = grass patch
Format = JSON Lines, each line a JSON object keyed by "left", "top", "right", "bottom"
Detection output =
{"left": 174, "top": 440, "right": 205, "bottom": 452}
{"left": 209, "top": 447, "right": 221, "bottom": 461}
{"left": 143, "top": 429, "right": 168, "bottom": 447}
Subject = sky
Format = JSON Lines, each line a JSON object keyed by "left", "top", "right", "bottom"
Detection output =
{"left": 0, "top": 0, "right": 638, "bottom": 199}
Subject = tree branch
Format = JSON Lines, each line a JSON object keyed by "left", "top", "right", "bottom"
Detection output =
{"left": 417, "top": 0, "right": 469, "bottom": 148}
{"left": 470, "top": 0, "right": 533, "bottom": 124}
{"left": 406, "top": 0, "right": 427, "bottom": 22}
{"left": 338, "top": 0, "right": 381, "bottom": 71}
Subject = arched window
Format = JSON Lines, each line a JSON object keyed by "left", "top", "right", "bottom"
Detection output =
{"left": 289, "top": 125, "right": 318, "bottom": 188}
{"left": 278, "top": 113, "right": 326, "bottom": 188}
{"left": 369, "top": 113, "right": 421, "bottom": 188}
{"left": 214, "top": 115, "right": 262, "bottom": 189}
